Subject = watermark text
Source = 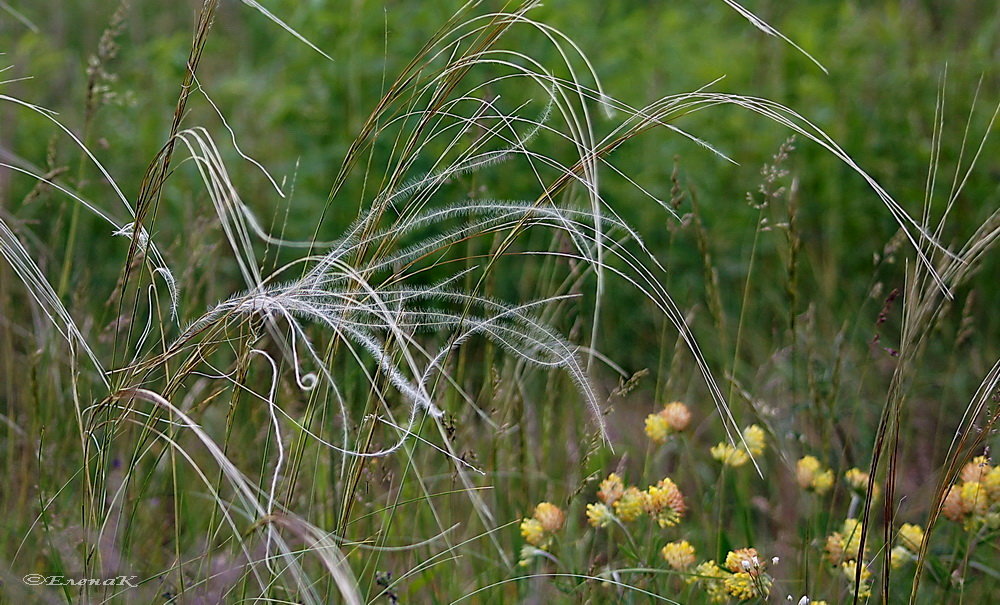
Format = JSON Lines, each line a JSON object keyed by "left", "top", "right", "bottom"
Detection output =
{"left": 22, "top": 574, "right": 139, "bottom": 588}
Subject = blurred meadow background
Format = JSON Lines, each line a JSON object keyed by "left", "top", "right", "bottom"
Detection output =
{"left": 1, "top": 0, "right": 998, "bottom": 603}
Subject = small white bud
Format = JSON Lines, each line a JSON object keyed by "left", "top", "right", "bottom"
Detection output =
{"left": 798, "top": 597, "right": 811, "bottom": 605}
{"left": 772, "top": 556, "right": 780, "bottom": 565}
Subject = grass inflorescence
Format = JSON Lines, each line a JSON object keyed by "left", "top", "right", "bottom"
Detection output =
{"left": 1, "top": 1, "right": 998, "bottom": 603}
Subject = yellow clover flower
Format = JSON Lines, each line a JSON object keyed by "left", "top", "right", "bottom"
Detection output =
{"left": 941, "top": 484, "right": 965, "bottom": 522}
{"left": 984, "top": 466, "right": 1000, "bottom": 502}
{"left": 645, "top": 402, "right": 692, "bottom": 443}
{"left": 960, "top": 481, "right": 988, "bottom": 517}
{"left": 520, "top": 501, "right": 565, "bottom": 548}
{"left": 661, "top": 540, "right": 696, "bottom": 570}
{"left": 724, "top": 547, "right": 763, "bottom": 575}
{"left": 586, "top": 502, "right": 614, "bottom": 528}
{"left": 644, "top": 413, "right": 672, "bottom": 442}
{"left": 613, "top": 486, "right": 646, "bottom": 522}
{"left": 533, "top": 502, "right": 565, "bottom": 533}
{"left": 661, "top": 401, "right": 692, "bottom": 431}
{"left": 845, "top": 467, "right": 881, "bottom": 501}
{"left": 841, "top": 560, "right": 872, "bottom": 599}
{"left": 890, "top": 545, "right": 915, "bottom": 569}
{"left": 898, "top": 523, "right": 924, "bottom": 552}
{"left": 742, "top": 424, "right": 766, "bottom": 456}
{"left": 724, "top": 571, "right": 771, "bottom": 600}
{"left": 796, "top": 456, "right": 821, "bottom": 488}
{"left": 796, "top": 456, "right": 834, "bottom": 494}
{"left": 960, "top": 455, "right": 991, "bottom": 483}
{"left": 597, "top": 473, "right": 624, "bottom": 505}
{"left": 812, "top": 469, "right": 835, "bottom": 494}
{"left": 711, "top": 442, "right": 749, "bottom": 467}
{"left": 825, "top": 518, "right": 866, "bottom": 565}
{"left": 520, "top": 518, "right": 545, "bottom": 546}
{"left": 688, "top": 560, "right": 729, "bottom": 603}
{"left": 644, "top": 477, "right": 686, "bottom": 528}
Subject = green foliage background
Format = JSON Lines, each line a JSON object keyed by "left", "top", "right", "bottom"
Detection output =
{"left": 3, "top": 0, "right": 998, "bottom": 370}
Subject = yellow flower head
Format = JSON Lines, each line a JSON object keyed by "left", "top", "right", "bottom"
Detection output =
{"left": 960, "top": 481, "right": 988, "bottom": 517}
{"left": 687, "top": 559, "right": 725, "bottom": 585}
{"left": 845, "top": 467, "right": 868, "bottom": 489}
{"left": 898, "top": 523, "right": 924, "bottom": 552}
{"left": 890, "top": 545, "right": 915, "bottom": 569}
{"left": 646, "top": 402, "right": 693, "bottom": 442}
{"left": 724, "top": 571, "right": 772, "bottom": 600}
{"left": 796, "top": 456, "right": 822, "bottom": 488}
{"left": 533, "top": 502, "right": 565, "bottom": 533}
{"left": 597, "top": 473, "right": 624, "bottom": 505}
{"left": 661, "top": 540, "right": 697, "bottom": 570}
{"left": 845, "top": 467, "right": 881, "bottom": 501}
{"left": 824, "top": 532, "right": 846, "bottom": 565}
{"left": 812, "top": 469, "right": 835, "bottom": 494}
{"left": 941, "top": 484, "right": 966, "bottom": 522}
{"left": 644, "top": 478, "right": 687, "bottom": 527}
{"left": 645, "top": 412, "right": 672, "bottom": 443}
{"left": 688, "top": 560, "right": 729, "bottom": 603}
{"left": 796, "top": 456, "right": 834, "bottom": 494}
{"left": 517, "top": 545, "right": 540, "bottom": 567}
{"left": 961, "top": 456, "right": 992, "bottom": 483}
{"left": 711, "top": 442, "right": 749, "bottom": 467}
{"left": 841, "top": 518, "right": 865, "bottom": 560}
{"left": 725, "top": 547, "right": 763, "bottom": 575}
{"left": 825, "top": 518, "right": 866, "bottom": 565}
{"left": 841, "top": 560, "right": 872, "bottom": 599}
{"left": 586, "top": 502, "right": 614, "bottom": 528}
{"left": 742, "top": 424, "right": 766, "bottom": 456}
{"left": 661, "top": 401, "right": 692, "bottom": 431}
{"left": 613, "top": 486, "right": 646, "bottom": 522}
{"left": 985, "top": 466, "right": 1000, "bottom": 503}
{"left": 520, "top": 518, "right": 545, "bottom": 546}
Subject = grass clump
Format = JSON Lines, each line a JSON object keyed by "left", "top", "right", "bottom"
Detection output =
{"left": 1, "top": 0, "right": 998, "bottom": 603}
